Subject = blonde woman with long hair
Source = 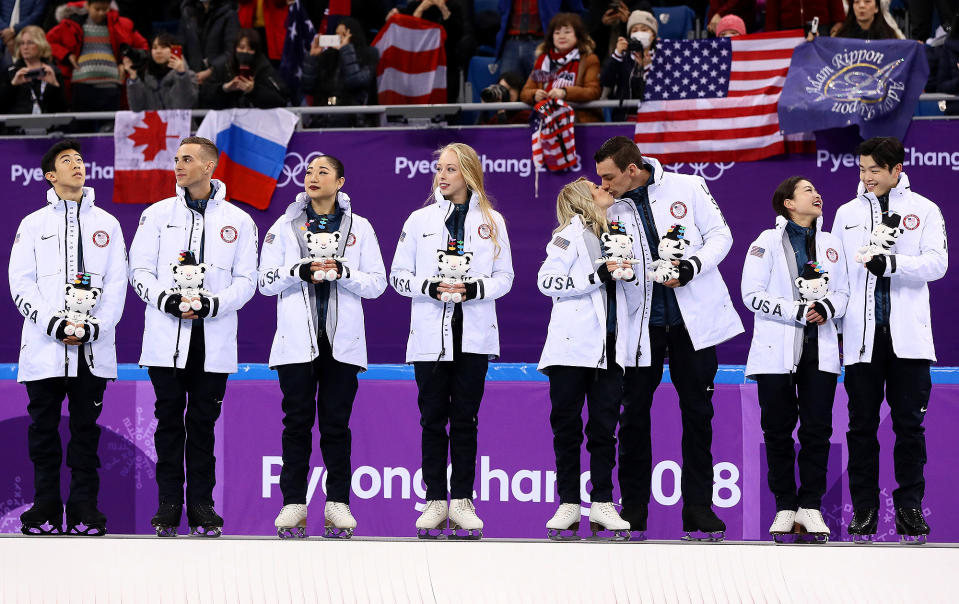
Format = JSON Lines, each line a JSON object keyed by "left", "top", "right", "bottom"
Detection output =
{"left": 389, "top": 142, "right": 514, "bottom": 539}
{"left": 537, "top": 177, "right": 632, "bottom": 540}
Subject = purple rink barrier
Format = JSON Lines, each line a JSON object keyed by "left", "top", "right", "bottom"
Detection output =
{"left": 0, "top": 121, "right": 957, "bottom": 365}
{"left": 1, "top": 365, "right": 958, "bottom": 542}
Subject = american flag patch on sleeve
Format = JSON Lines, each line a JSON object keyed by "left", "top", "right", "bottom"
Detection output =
{"left": 552, "top": 236, "right": 570, "bottom": 250}
{"left": 399, "top": 231, "right": 407, "bottom": 242}
{"left": 264, "top": 233, "right": 275, "bottom": 244}
{"left": 749, "top": 245, "right": 765, "bottom": 258}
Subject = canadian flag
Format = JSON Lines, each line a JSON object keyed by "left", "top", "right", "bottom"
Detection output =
{"left": 113, "top": 110, "right": 192, "bottom": 204}
{"left": 372, "top": 14, "right": 446, "bottom": 104}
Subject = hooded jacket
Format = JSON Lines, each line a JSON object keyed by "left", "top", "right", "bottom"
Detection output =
{"left": 128, "top": 180, "right": 258, "bottom": 373}
{"left": 46, "top": 2, "right": 147, "bottom": 83}
{"left": 258, "top": 191, "right": 387, "bottom": 370}
{"left": 9, "top": 187, "right": 127, "bottom": 382}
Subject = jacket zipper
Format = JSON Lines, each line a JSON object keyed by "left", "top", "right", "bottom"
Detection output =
{"left": 328, "top": 215, "right": 354, "bottom": 349}
{"left": 627, "top": 202, "right": 648, "bottom": 365}
{"left": 859, "top": 199, "right": 875, "bottom": 358}
{"left": 62, "top": 206, "right": 69, "bottom": 380}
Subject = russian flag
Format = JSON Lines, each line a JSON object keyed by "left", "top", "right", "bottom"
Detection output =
{"left": 195, "top": 109, "right": 298, "bottom": 210}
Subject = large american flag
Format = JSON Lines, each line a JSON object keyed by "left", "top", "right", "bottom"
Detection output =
{"left": 634, "top": 30, "right": 812, "bottom": 164}
{"left": 278, "top": 0, "right": 316, "bottom": 104}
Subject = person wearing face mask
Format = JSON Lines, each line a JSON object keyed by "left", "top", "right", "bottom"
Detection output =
{"left": 124, "top": 33, "right": 199, "bottom": 111}
{"left": 600, "top": 10, "right": 656, "bottom": 121}
{"left": 520, "top": 13, "right": 601, "bottom": 123}
{"left": 831, "top": 137, "right": 947, "bottom": 544}
{"left": 200, "top": 28, "right": 288, "bottom": 109}
{"left": 537, "top": 177, "right": 638, "bottom": 541}
{"left": 390, "top": 143, "right": 514, "bottom": 540}
{"left": 259, "top": 155, "right": 387, "bottom": 540}
{"left": 742, "top": 177, "right": 849, "bottom": 543}
{"left": 1, "top": 25, "right": 67, "bottom": 116}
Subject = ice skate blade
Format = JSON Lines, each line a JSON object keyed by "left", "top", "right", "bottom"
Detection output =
{"left": 899, "top": 534, "right": 928, "bottom": 545}
{"left": 416, "top": 527, "right": 447, "bottom": 540}
{"left": 587, "top": 530, "right": 630, "bottom": 542}
{"left": 323, "top": 526, "right": 354, "bottom": 539}
{"left": 189, "top": 525, "right": 222, "bottom": 538}
{"left": 277, "top": 526, "right": 307, "bottom": 539}
{"left": 851, "top": 533, "right": 875, "bottom": 544}
{"left": 67, "top": 523, "right": 106, "bottom": 536}
{"left": 448, "top": 524, "right": 483, "bottom": 540}
{"left": 154, "top": 526, "right": 178, "bottom": 538}
{"left": 546, "top": 528, "right": 580, "bottom": 541}
{"left": 20, "top": 523, "right": 62, "bottom": 536}
{"left": 682, "top": 531, "right": 725, "bottom": 542}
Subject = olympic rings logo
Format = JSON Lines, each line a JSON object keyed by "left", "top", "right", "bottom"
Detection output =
{"left": 664, "top": 162, "right": 735, "bottom": 181}
{"left": 276, "top": 151, "right": 328, "bottom": 188}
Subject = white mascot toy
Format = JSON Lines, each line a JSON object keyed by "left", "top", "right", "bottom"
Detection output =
{"left": 298, "top": 216, "right": 347, "bottom": 281}
{"left": 167, "top": 250, "right": 212, "bottom": 313}
{"left": 647, "top": 224, "right": 687, "bottom": 283}
{"left": 794, "top": 261, "right": 830, "bottom": 315}
{"left": 430, "top": 237, "right": 475, "bottom": 303}
{"left": 56, "top": 272, "right": 101, "bottom": 340}
{"left": 855, "top": 211, "right": 904, "bottom": 264}
{"left": 597, "top": 220, "right": 638, "bottom": 279}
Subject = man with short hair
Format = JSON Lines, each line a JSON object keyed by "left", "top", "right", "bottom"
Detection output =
{"left": 129, "top": 136, "right": 258, "bottom": 537}
{"left": 831, "top": 136, "right": 947, "bottom": 542}
{"left": 594, "top": 136, "right": 744, "bottom": 540}
{"left": 9, "top": 139, "right": 127, "bottom": 535}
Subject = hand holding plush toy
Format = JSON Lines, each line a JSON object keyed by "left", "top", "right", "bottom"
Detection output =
{"left": 166, "top": 251, "right": 213, "bottom": 315}
{"left": 855, "top": 211, "right": 903, "bottom": 264}
{"left": 794, "top": 261, "right": 831, "bottom": 324}
{"left": 597, "top": 221, "right": 640, "bottom": 280}
{"left": 55, "top": 272, "right": 101, "bottom": 341}
{"left": 296, "top": 216, "right": 348, "bottom": 282}
{"left": 429, "top": 237, "right": 475, "bottom": 303}
{"left": 647, "top": 224, "right": 687, "bottom": 283}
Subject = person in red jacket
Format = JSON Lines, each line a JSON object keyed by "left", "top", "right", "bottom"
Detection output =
{"left": 765, "top": 0, "right": 846, "bottom": 34}
{"left": 237, "top": 0, "right": 288, "bottom": 62}
{"left": 45, "top": 0, "right": 147, "bottom": 110}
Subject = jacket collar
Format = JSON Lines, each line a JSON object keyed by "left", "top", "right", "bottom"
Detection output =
{"left": 283, "top": 190, "right": 353, "bottom": 220}
{"left": 643, "top": 156, "right": 664, "bottom": 188}
{"left": 46, "top": 186, "right": 95, "bottom": 209}
{"left": 775, "top": 214, "right": 824, "bottom": 232}
{"left": 176, "top": 178, "right": 227, "bottom": 209}
{"left": 857, "top": 172, "right": 911, "bottom": 204}
{"left": 433, "top": 188, "right": 479, "bottom": 215}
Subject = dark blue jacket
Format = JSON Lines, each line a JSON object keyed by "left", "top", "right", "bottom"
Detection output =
{"left": 0, "top": 0, "right": 45, "bottom": 32}
{"left": 495, "top": 0, "right": 586, "bottom": 56}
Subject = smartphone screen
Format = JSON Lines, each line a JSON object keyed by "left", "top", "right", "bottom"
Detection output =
{"left": 319, "top": 35, "right": 340, "bottom": 48}
{"left": 170, "top": 45, "right": 183, "bottom": 58}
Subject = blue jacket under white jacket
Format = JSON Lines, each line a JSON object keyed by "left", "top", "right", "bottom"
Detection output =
{"left": 608, "top": 157, "right": 743, "bottom": 366}
{"left": 536, "top": 215, "right": 631, "bottom": 372}
{"left": 390, "top": 189, "right": 514, "bottom": 362}
{"left": 742, "top": 216, "right": 849, "bottom": 377}
{"left": 831, "top": 173, "right": 948, "bottom": 365}
{"left": 128, "top": 180, "right": 258, "bottom": 373}
{"left": 258, "top": 191, "right": 386, "bottom": 370}
{"left": 9, "top": 187, "right": 127, "bottom": 382}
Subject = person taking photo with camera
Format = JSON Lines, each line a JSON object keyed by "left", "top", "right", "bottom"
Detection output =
{"left": 480, "top": 71, "right": 530, "bottom": 124}
{"left": 1, "top": 25, "right": 67, "bottom": 116}
{"left": 600, "top": 10, "right": 656, "bottom": 121}
{"left": 123, "top": 33, "right": 198, "bottom": 112}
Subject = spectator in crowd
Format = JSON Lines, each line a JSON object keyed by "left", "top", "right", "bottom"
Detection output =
{"left": 304, "top": 0, "right": 389, "bottom": 41}
{"left": 588, "top": 0, "right": 645, "bottom": 60}
{"left": 46, "top": 0, "right": 147, "bottom": 111}
{"left": 933, "top": 14, "right": 959, "bottom": 114}
{"left": 301, "top": 16, "right": 378, "bottom": 126}
{"left": 521, "top": 12, "right": 601, "bottom": 122}
{"left": 480, "top": 71, "right": 531, "bottom": 124}
{"left": 180, "top": 0, "right": 239, "bottom": 85}
{"left": 833, "top": 0, "right": 904, "bottom": 39}
{"left": 765, "top": 0, "right": 845, "bottom": 35}
{"left": 706, "top": 0, "right": 756, "bottom": 35}
{"left": 496, "top": 0, "right": 586, "bottom": 80}
{"left": 908, "top": 0, "right": 957, "bottom": 41}
{"left": 397, "top": 0, "right": 474, "bottom": 103}
{"left": 600, "top": 10, "right": 656, "bottom": 121}
{"left": 124, "top": 32, "right": 198, "bottom": 111}
{"left": 237, "top": 0, "right": 288, "bottom": 62}
{"left": 0, "top": 24, "right": 66, "bottom": 114}
{"left": 200, "top": 28, "right": 288, "bottom": 108}
{"left": 716, "top": 13, "right": 747, "bottom": 36}
{"left": 1, "top": 0, "right": 47, "bottom": 57}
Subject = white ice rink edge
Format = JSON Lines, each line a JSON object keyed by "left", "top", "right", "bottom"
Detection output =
{"left": 0, "top": 536, "right": 955, "bottom": 603}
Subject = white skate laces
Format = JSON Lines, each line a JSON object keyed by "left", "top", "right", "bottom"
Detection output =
{"left": 795, "top": 507, "right": 830, "bottom": 537}
{"left": 275, "top": 503, "right": 308, "bottom": 539}
{"left": 449, "top": 498, "right": 483, "bottom": 540}
{"left": 769, "top": 509, "right": 797, "bottom": 535}
{"left": 324, "top": 502, "right": 356, "bottom": 539}
{"left": 588, "top": 502, "right": 630, "bottom": 541}
{"left": 546, "top": 503, "right": 581, "bottom": 540}
{"left": 416, "top": 500, "right": 449, "bottom": 539}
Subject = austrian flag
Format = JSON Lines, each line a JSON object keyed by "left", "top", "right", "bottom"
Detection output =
{"left": 113, "top": 110, "right": 192, "bottom": 203}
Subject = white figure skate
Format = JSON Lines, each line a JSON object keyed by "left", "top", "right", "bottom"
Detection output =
{"left": 324, "top": 502, "right": 356, "bottom": 539}
{"left": 546, "top": 503, "right": 581, "bottom": 541}
{"left": 448, "top": 498, "right": 483, "bottom": 540}
{"left": 275, "top": 503, "right": 308, "bottom": 539}
{"left": 588, "top": 502, "right": 630, "bottom": 541}
{"left": 415, "top": 500, "right": 449, "bottom": 539}
{"left": 794, "top": 507, "right": 830, "bottom": 543}
{"left": 769, "top": 509, "right": 797, "bottom": 544}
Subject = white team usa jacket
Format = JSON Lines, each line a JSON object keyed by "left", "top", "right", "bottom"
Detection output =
{"left": 9, "top": 187, "right": 127, "bottom": 382}
{"left": 831, "top": 173, "right": 948, "bottom": 365}
{"left": 258, "top": 191, "right": 386, "bottom": 370}
{"left": 741, "top": 216, "right": 849, "bottom": 377}
{"left": 536, "top": 216, "right": 631, "bottom": 372}
{"left": 390, "top": 189, "right": 514, "bottom": 362}
{"left": 608, "top": 157, "right": 743, "bottom": 365}
{"left": 128, "top": 180, "right": 258, "bottom": 373}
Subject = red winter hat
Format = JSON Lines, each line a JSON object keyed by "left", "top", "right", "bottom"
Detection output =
{"left": 717, "top": 15, "right": 747, "bottom": 37}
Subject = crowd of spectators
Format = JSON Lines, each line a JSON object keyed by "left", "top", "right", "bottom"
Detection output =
{"left": 0, "top": 0, "right": 955, "bottom": 122}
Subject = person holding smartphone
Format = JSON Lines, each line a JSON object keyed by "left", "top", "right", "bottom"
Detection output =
{"left": 0, "top": 25, "right": 67, "bottom": 116}
{"left": 199, "top": 28, "right": 287, "bottom": 109}
{"left": 125, "top": 33, "right": 199, "bottom": 111}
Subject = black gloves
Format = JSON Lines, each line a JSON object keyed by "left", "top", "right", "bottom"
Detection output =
{"left": 596, "top": 262, "right": 614, "bottom": 284}
{"left": 427, "top": 281, "right": 441, "bottom": 300}
{"left": 163, "top": 294, "right": 184, "bottom": 318}
{"left": 865, "top": 254, "right": 887, "bottom": 277}
{"left": 195, "top": 296, "right": 212, "bottom": 319}
{"left": 298, "top": 262, "right": 314, "bottom": 282}
{"left": 463, "top": 281, "right": 478, "bottom": 301}
{"left": 676, "top": 260, "right": 695, "bottom": 286}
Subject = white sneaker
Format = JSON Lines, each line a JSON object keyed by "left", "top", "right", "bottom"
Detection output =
{"left": 415, "top": 500, "right": 448, "bottom": 538}
{"left": 769, "top": 509, "right": 797, "bottom": 536}
{"left": 449, "top": 498, "right": 483, "bottom": 539}
{"left": 588, "top": 502, "right": 630, "bottom": 539}
{"left": 546, "top": 503, "right": 581, "bottom": 540}
{"left": 795, "top": 507, "right": 830, "bottom": 539}
{"left": 324, "top": 501, "right": 356, "bottom": 538}
{"left": 274, "top": 504, "right": 308, "bottom": 539}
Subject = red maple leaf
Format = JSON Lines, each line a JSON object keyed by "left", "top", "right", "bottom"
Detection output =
{"left": 128, "top": 111, "right": 172, "bottom": 162}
